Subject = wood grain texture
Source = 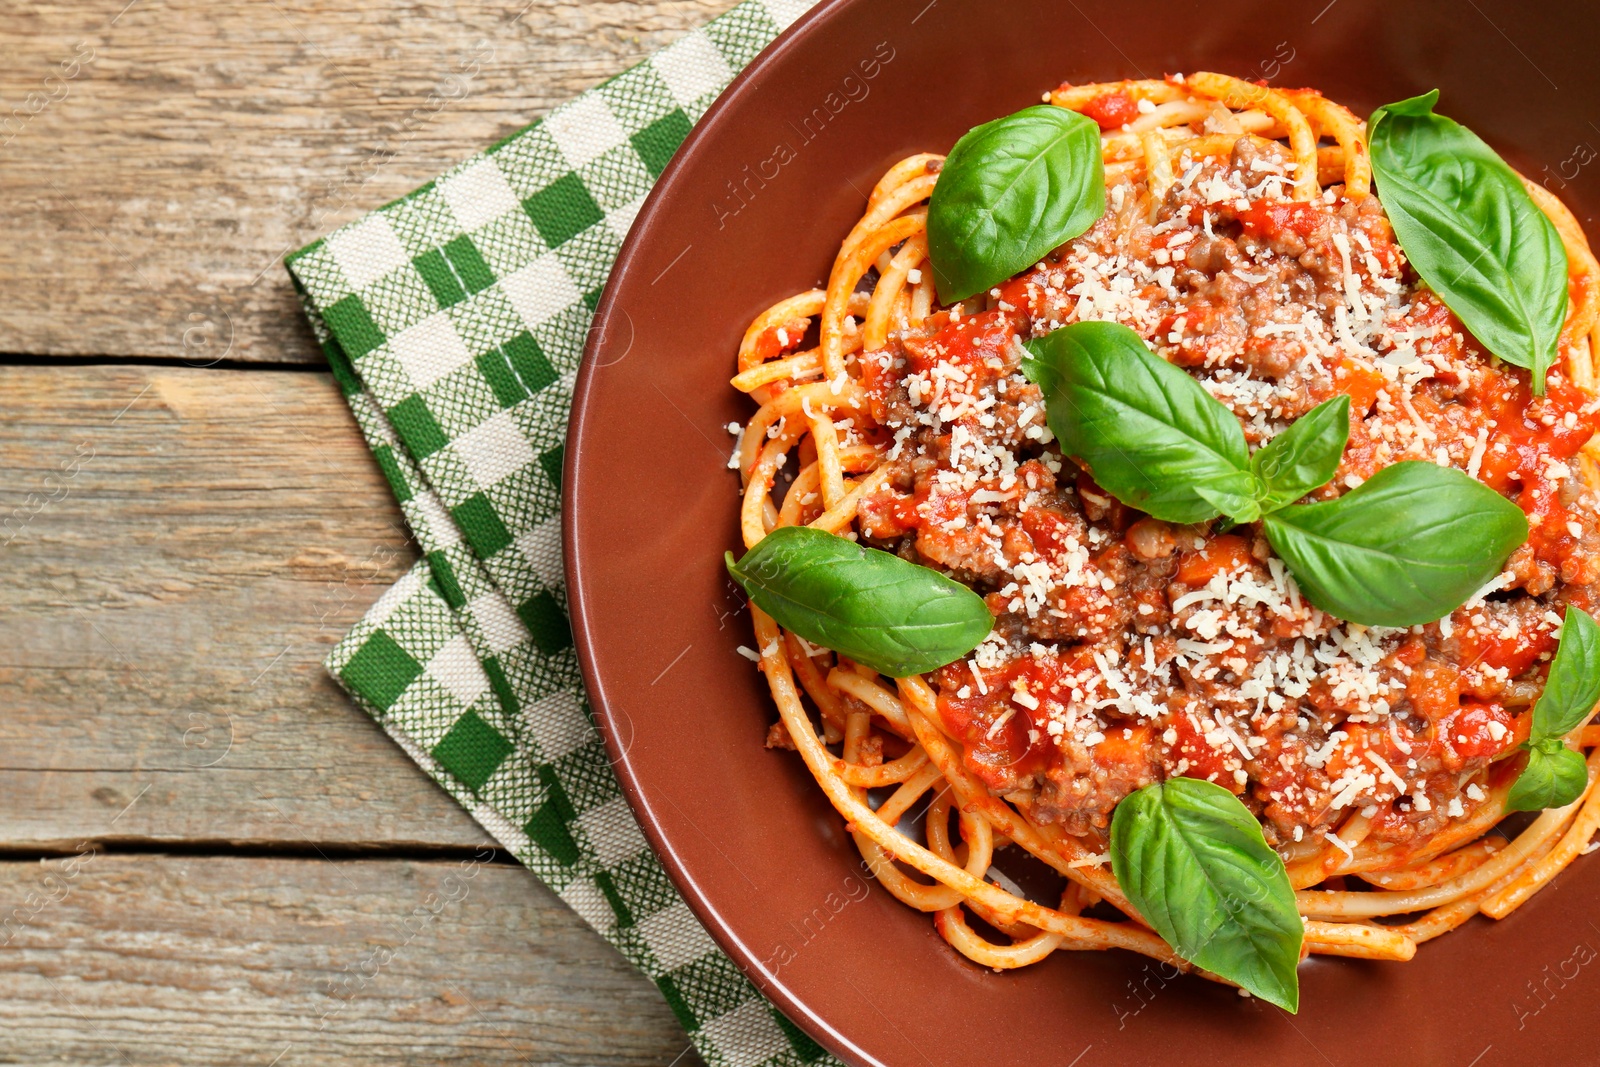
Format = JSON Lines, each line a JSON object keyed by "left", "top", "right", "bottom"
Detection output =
{"left": 0, "top": 0, "right": 740, "bottom": 363}
{"left": 0, "top": 853, "right": 700, "bottom": 1065}
{"left": 0, "top": 362, "right": 501, "bottom": 850}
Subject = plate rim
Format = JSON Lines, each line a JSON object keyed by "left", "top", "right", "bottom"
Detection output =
{"left": 563, "top": 1, "right": 880, "bottom": 1062}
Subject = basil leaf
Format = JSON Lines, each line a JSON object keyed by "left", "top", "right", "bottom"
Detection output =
{"left": 1111, "top": 777, "right": 1302, "bottom": 1012}
{"left": 1530, "top": 607, "right": 1600, "bottom": 739}
{"left": 1369, "top": 91, "right": 1568, "bottom": 393}
{"left": 1505, "top": 739, "right": 1588, "bottom": 813}
{"left": 927, "top": 105, "right": 1104, "bottom": 304}
{"left": 1508, "top": 607, "right": 1600, "bottom": 812}
{"left": 1195, "top": 485, "right": 1261, "bottom": 525}
{"left": 1262, "top": 461, "right": 1528, "bottom": 627}
{"left": 1021, "top": 321, "right": 1255, "bottom": 524}
{"left": 1250, "top": 396, "right": 1349, "bottom": 514}
{"left": 724, "top": 526, "right": 993, "bottom": 677}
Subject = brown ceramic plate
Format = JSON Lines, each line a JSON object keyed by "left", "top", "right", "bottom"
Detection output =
{"left": 566, "top": 2, "right": 1600, "bottom": 1062}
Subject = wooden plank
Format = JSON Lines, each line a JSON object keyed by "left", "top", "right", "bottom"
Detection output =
{"left": 0, "top": 362, "right": 501, "bottom": 849}
{"left": 0, "top": 853, "right": 704, "bottom": 1066}
{"left": 0, "top": 0, "right": 741, "bottom": 362}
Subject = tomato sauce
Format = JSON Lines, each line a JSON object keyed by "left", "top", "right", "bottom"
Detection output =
{"left": 1467, "top": 374, "right": 1598, "bottom": 568}
{"left": 1237, "top": 200, "right": 1323, "bottom": 241}
{"left": 1437, "top": 702, "right": 1526, "bottom": 767}
{"left": 1164, "top": 710, "right": 1238, "bottom": 791}
{"left": 934, "top": 655, "right": 1080, "bottom": 783}
{"left": 903, "top": 309, "right": 1016, "bottom": 375}
{"left": 1078, "top": 90, "right": 1140, "bottom": 130}
{"left": 1175, "top": 534, "right": 1253, "bottom": 585}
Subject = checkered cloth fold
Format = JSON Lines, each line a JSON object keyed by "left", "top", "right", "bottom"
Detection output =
{"left": 285, "top": 4, "right": 843, "bottom": 1064}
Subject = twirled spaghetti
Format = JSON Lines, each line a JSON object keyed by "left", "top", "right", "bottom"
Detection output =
{"left": 728, "top": 73, "right": 1600, "bottom": 981}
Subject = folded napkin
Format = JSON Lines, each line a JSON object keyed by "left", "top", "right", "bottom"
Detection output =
{"left": 285, "top": 4, "right": 844, "bottom": 1064}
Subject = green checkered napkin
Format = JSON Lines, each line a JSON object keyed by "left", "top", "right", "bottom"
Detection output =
{"left": 285, "top": 4, "right": 846, "bottom": 1064}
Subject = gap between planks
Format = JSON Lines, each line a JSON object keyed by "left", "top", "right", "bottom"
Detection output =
{"left": 0, "top": 840, "right": 519, "bottom": 864}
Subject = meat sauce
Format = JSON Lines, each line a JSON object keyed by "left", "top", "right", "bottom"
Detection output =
{"left": 853, "top": 139, "right": 1600, "bottom": 848}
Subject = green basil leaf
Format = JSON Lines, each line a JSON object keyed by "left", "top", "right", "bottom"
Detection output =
{"left": 725, "top": 526, "right": 993, "bottom": 677}
{"left": 1250, "top": 396, "right": 1350, "bottom": 514}
{"left": 1195, "top": 485, "right": 1261, "bottom": 524}
{"left": 1021, "top": 321, "right": 1255, "bottom": 524}
{"left": 1530, "top": 607, "right": 1600, "bottom": 739}
{"left": 1368, "top": 91, "right": 1568, "bottom": 392}
{"left": 1505, "top": 739, "right": 1588, "bottom": 814}
{"left": 1110, "top": 777, "right": 1302, "bottom": 1012}
{"left": 1262, "top": 461, "right": 1527, "bottom": 627}
{"left": 927, "top": 105, "right": 1104, "bottom": 304}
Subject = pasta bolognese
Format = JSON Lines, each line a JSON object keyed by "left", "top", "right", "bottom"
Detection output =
{"left": 724, "top": 72, "right": 1600, "bottom": 1006}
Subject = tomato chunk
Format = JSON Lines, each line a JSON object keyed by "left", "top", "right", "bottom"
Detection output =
{"left": 1176, "top": 534, "right": 1252, "bottom": 586}
{"left": 1080, "top": 90, "right": 1139, "bottom": 130}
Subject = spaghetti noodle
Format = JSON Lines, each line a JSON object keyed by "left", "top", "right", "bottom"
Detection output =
{"left": 728, "top": 74, "right": 1600, "bottom": 983}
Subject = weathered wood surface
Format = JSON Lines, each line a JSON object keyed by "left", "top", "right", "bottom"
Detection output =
{"left": 0, "top": 0, "right": 739, "bottom": 363}
{"left": 0, "top": 363, "right": 498, "bottom": 851}
{"left": 0, "top": 854, "right": 698, "bottom": 1066}
{"left": 2, "top": 2, "right": 747, "bottom": 1061}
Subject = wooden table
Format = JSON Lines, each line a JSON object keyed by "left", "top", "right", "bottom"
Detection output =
{"left": 1, "top": 2, "right": 738, "bottom": 1061}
